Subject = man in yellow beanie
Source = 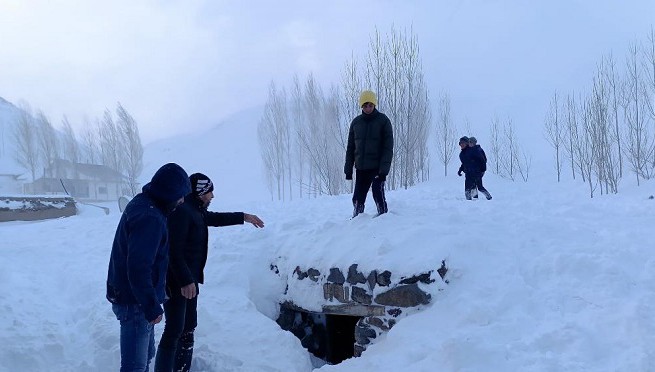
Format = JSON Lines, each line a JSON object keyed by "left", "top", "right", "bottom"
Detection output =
{"left": 344, "top": 90, "right": 394, "bottom": 217}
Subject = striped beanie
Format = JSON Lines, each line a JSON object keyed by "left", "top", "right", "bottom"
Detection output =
{"left": 189, "top": 173, "right": 214, "bottom": 196}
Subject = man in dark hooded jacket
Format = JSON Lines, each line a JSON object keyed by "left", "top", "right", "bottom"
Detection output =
{"left": 107, "top": 162, "right": 191, "bottom": 372}
{"left": 458, "top": 136, "right": 492, "bottom": 200}
{"left": 344, "top": 90, "right": 394, "bottom": 218}
{"left": 467, "top": 136, "right": 491, "bottom": 200}
{"left": 155, "top": 173, "right": 264, "bottom": 372}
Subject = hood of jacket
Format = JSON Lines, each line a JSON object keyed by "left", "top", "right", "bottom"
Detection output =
{"left": 142, "top": 163, "right": 191, "bottom": 205}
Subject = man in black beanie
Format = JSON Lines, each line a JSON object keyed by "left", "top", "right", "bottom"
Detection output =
{"left": 154, "top": 172, "right": 264, "bottom": 372}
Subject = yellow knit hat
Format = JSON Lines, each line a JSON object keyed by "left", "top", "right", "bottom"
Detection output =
{"left": 358, "top": 90, "right": 377, "bottom": 107}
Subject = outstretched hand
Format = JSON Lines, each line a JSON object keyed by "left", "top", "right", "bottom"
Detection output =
{"left": 244, "top": 213, "right": 265, "bottom": 228}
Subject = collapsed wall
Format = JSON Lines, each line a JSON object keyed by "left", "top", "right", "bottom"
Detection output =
{"left": 0, "top": 196, "right": 77, "bottom": 222}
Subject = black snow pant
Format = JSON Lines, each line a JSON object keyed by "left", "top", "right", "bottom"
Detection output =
{"left": 154, "top": 290, "right": 198, "bottom": 372}
{"left": 465, "top": 172, "right": 491, "bottom": 200}
{"left": 352, "top": 169, "right": 388, "bottom": 217}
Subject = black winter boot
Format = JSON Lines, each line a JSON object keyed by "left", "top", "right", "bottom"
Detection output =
{"left": 352, "top": 201, "right": 365, "bottom": 218}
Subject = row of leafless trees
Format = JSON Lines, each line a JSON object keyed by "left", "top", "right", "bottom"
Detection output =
{"left": 544, "top": 27, "right": 655, "bottom": 197}
{"left": 12, "top": 102, "right": 144, "bottom": 195}
{"left": 434, "top": 92, "right": 532, "bottom": 181}
{"left": 258, "top": 27, "right": 432, "bottom": 201}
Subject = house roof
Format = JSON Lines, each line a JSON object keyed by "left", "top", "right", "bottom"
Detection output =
{"left": 50, "top": 159, "right": 126, "bottom": 182}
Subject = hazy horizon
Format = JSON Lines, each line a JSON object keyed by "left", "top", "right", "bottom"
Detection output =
{"left": 1, "top": 1, "right": 653, "bottom": 144}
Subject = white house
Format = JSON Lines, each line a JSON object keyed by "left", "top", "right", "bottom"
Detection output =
{"left": 25, "top": 159, "right": 130, "bottom": 201}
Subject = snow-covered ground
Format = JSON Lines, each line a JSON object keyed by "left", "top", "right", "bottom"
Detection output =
{"left": 1, "top": 173, "right": 653, "bottom": 372}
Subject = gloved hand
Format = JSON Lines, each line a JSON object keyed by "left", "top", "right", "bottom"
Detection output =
{"left": 457, "top": 171, "right": 462, "bottom": 177}
{"left": 376, "top": 174, "right": 386, "bottom": 182}
{"left": 346, "top": 173, "right": 352, "bottom": 180}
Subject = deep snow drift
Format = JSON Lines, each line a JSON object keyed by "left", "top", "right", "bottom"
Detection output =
{"left": 1, "top": 174, "right": 654, "bottom": 371}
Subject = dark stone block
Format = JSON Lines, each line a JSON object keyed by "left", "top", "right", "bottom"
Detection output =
{"left": 366, "top": 270, "right": 377, "bottom": 290}
{"left": 399, "top": 271, "right": 434, "bottom": 285}
{"left": 376, "top": 270, "right": 392, "bottom": 286}
{"left": 351, "top": 286, "right": 372, "bottom": 305}
{"left": 387, "top": 308, "right": 402, "bottom": 317}
{"left": 347, "top": 264, "right": 367, "bottom": 284}
{"left": 354, "top": 345, "right": 365, "bottom": 357}
{"left": 437, "top": 260, "right": 448, "bottom": 280}
{"left": 294, "top": 266, "right": 308, "bottom": 280}
{"left": 307, "top": 268, "right": 321, "bottom": 282}
{"left": 367, "top": 316, "right": 384, "bottom": 329}
{"left": 354, "top": 323, "right": 376, "bottom": 345}
{"left": 327, "top": 268, "right": 345, "bottom": 284}
{"left": 323, "top": 283, "right": 347, "bottom": 302}
{"left": 374, "top": 284, "right": 431, "bottom": 307}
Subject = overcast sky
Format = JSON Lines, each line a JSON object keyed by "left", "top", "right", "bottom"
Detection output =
{"left": 0, "top": 0, "right": 653, "bottom": 144}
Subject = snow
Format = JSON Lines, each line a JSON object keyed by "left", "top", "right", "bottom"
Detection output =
{"left": 1, "top": 172, "right": 654, "bottom": 371}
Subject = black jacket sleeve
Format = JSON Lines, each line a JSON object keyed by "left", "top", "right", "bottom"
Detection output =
{"left": 344, "top": 120, "right": 356, "bottom": 175}
{"left": 167, "top": 206, "right": 195, "bottom": 287}
{"left": 479, "top": 147, "right": 488, "bottom": 172}
{"left": 205, "top": 211, "right": 244, "bottom": 227}
{"left": 126, "top": 211, "right": 167, "bottom": 321}
{"left": 379, "top": 115, "right": 394, "bottom": 176}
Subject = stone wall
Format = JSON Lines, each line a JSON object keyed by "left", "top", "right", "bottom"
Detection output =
{"left": 277, "top": 260, "right": 448, "bottom": 358}
{"left": 0, "top": 196, "right": 77, "bottom": 222}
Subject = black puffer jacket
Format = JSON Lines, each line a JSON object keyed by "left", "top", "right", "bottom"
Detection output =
{"left": 459, "top": 146, "right": 486, "bottom": 176}
{"left": 344, "top": 108, "right": 394, "bottom": 177}
{"left": 166, "top": 194, "right": 244, "bottom": 291}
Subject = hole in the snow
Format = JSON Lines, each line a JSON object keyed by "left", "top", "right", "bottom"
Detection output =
{"left": 277, "top": 302, "right": 362, "bottom": 365}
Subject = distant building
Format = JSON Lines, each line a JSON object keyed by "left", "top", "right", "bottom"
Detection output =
{"left": 25, "top": 159, "right": 131, "bottom": 201}
{"left": 0, "top": 173, "right": 26, "bottom": 195}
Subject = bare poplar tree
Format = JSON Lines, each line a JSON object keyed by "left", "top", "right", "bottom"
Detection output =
{"left": 579, "top": 98, "right": 598, "bottom": 197}
{"left": 361, "top": 26, "right": 430, "bottom": 189}
{"left": 35, "top": 110, "right": 60, "bottom": 177}
{"left": 12, "top": 103, "right": 39, "bottom": 182}
{"left": 116, "top": 103, "right": 143, "bottom": 196}
{"left": 602, "top": 54, "right": 624, "bottom": 178}
{"left": 60, "top": 116, "right": 80, "bottom": 182}
{"left": 544, "top": 92, "right": 565, "bottom": 181}
{"left": 622, "top": 42, "right": 653, "bottom": 184}
{"left": 295, "top": 74, "right": 346, "bottom": 196}
{"left": 80, "top": 117, "right": 99, "bottom": 164}
{"left": 340, "top": 53, "right": 363, "bottom": 193}
{"left": 99, "top": 110, "right": 123, "bottom": 176}
{"left": 564, "top": 94, "right": 583, "bottom": 181}
{"left": 61, "top": 116, "right": 80, "bottom": 165}
{"left": 435, "top": 92, "right": 457, "bottom": 176}
{"left": 290, "top": 74, "right": 306, "bottom": 199}
{"left": 462, "top": 117, "right": 473, "bottom": 136}
{"left": 489, "top": 115, "right": 502, "bottom": 175}
{"left": 643, "top": 26, "right": 655, "bottom": 123}
{"left": 493, "top": 117, "right": 531, "bottom": 181}
{"left": 258, "top": 81, "right": 290, "bottom": 201}
{"left": 589, "top": 66, "right": 620, "bottom": 194}
{"left": 400, "top": 28, "right": 430, "bottom": 188}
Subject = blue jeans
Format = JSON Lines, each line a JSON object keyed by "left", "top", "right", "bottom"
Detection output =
{"left": 112, "top": 304, "right": 156, "bottom": 372}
